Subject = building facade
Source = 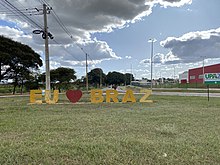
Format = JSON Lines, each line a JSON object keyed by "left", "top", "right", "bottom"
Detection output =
{"left": 179, "top": 71, "right": 188, "bottom": 84}
{"left": 188, "top": 64, "right": 220, "bottom": 84}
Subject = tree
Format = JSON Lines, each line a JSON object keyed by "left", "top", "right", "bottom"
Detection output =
{"left": 38, "top": 67, "right": 77, "bottom": 91}
{"left": 88, "top": 68, "right": 106, "bottom": 87}
{"left": 106, "top": 71, "right": 125, "bottom": 86}
{"left": 0, "top": 36, "right": 42, "bottom": 94}
{"left": 124, "top": 73, "right": 134, "bottom": 85}
{"left": 50, "top": 67, "right": 76, "bottom": 83}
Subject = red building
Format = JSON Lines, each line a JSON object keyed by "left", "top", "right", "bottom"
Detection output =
{"left": 188, "top": 64, "right": 220, "bottom": 84}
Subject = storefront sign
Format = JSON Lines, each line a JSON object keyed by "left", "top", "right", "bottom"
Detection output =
{"left": 204, "top": 73, "right": 220, "bottom": 84}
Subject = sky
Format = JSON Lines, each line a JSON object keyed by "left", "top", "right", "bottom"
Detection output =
{"left": 0, "top": 0, "right": 220, "bottom": 80}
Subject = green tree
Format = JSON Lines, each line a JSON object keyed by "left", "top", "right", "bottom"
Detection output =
{"left": 0, "top": 36, "right": 42, "bottom": 94}
{"left": 88, "top": 68, "right": 106, "bottom": 87}
{"left": 50, "top": 67, "right": 76, "bottom": 83}
{"left": 124, "top": 73, "right": 134, "bottom": 85}
{"left": 45, "top": 67, "right": 77, "bottom": 91}
{"left": 106, "top": 71, "right": 125, "bottom": 86}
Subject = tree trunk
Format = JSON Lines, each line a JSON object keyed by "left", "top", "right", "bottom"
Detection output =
{"left": 13, "top": 78, "right": 18, "bottom": 95}
{"left": 20, "top": 79, "right": 23, "bottom": 95}
{"left": 0, "top": 62, "right": 1, "bottom": 82}
{"left": 13, "top": 83, "right": 16, "bottom": 95}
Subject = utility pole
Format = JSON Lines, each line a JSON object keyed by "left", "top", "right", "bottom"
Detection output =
{"left": 32, "top": 4, "right": 52, "bottom": 91}
{"left": 43, "top": 4, "right": 50, "bottom": 91}
{"left": 130, "top": 64, "right": 132, "bottom": 85}
{"left": 151, "top": 40, "right": 153, "bottom": 89}
{"left": 100, "top": 69, "right": 102, "bottom": 88}
{"left": 86, "top": 53, "right": 89, "bottom": 92}
{"left": 148, "top": 38, "right": 156, "bottom": 89}
{"left": 202, "top": 57, "right": 205, "bottom": 84}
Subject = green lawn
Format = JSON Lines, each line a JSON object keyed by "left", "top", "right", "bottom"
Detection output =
{"left": 0, "top": 94, "right": 220, "bottom": 164}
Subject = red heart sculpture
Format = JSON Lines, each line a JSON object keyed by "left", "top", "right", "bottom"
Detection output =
{"left": 66, "top": 90, "right": 83, "bottom": 103}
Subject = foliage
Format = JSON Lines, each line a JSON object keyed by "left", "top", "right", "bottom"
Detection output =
{"left": 0, "top": 36, "right": 42, "bottom": 94}
{"left": 38, "top": 67, "right": 77, "bottom": 91}
{"left": 39, "top": 67, "right": 76, "bottom": 84}
{"left": 106, "top": 71, "right": 125, "bottom": 85}
{"left": 124, "top": 73, "right": 134, "bottom": 85}
{"left": 50, "top": 67, "right": 76, "bottom": 83}
{"left": 88, "top": 68, "right": 106, "bottom": 87}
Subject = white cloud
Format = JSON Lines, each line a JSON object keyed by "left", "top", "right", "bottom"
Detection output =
{"left": 158, "top": 0, "right": 192, "bottom": 7}
{"left": 140, "top": 53, "right": 165, "bottom": 65}
{"left": 0, "top": 26, "right": 31, "bottom": 41}
{"left": 125, "top": 56, "right": 132, "bottom": 59}
{"left": 0, "top": 0, "right": 192, "bottom": 77}
{"left": 161, "top": 28, "right": 220, "bottom": 64}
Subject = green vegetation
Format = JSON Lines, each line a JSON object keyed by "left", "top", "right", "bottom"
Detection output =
{"left": 0, "top": 35, "right": 42, "bottom": 94}
{"left": 0, "top": 94, "right": 220, "bottom": 164}
{"left": 0, "top": 84, "right": 27, "bottom": 94}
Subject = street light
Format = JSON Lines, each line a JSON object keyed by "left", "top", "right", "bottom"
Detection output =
{"left": 202, "top": 56, "right": 206, "bottom": 84}
{"left": 148, "top": 38, "right": 157, "bottom": 89}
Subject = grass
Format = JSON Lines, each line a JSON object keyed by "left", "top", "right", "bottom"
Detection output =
{"left": 0, "top": 93, "right": 220, "bottom": 164}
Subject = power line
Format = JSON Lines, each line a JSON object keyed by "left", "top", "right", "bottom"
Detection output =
{"left": 48, "top": 5, "right": 95, "bottom": 63}
{"left": 1, "top": 1, "right": 95, "bottom": 65}
{"left": 0, "top": 10, "right": 42, "bottom": 16}
{"left": 2, "top": 0, "right": 43, "bottom": 29}
{"left": 52, "top": 39, "right": 82, "bottom": 62}
{"left": 37, "top": 0, "right": 44, "bottom": 5}
{"left": 33, "top": 1, "right": 87, "bottom": 63}
{"left": 51, "top": 10, "right": 72, "bottom": 38}
{"left": 13, "top": 1, "right": 44, "bottom": 26}
{"left": 0, "top": 8, "right": 40, "bottom": 13}
{"left": 0, "top": 1, "right": 23, "bottom": 20}
{"left": 40, "top": 0, "right": 51, "bottom": 8}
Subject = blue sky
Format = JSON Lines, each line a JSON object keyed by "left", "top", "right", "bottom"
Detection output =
{"left": 0, "top": 0, "right": 220, "bottom": 79}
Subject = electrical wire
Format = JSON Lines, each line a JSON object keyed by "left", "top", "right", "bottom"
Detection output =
{"left": 1, "top": 0, "right": 43, "bottom": 29}
{"left": 52, "top": 39, "right": 82, "bottom": 62}
{"left": 1, "top": 0, "right": 95, "bottom": 66}
{"left": 13, "top": 1, "right": 44, "bottom": 27}
{"left": 35, "top": 0, "right": 92, "bottom": 63}
{"left": 47, "top": 2, "right": 95, "bottom": 63}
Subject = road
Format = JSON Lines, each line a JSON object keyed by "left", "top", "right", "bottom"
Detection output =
{"left": 152, "top": 91, "right": 220, "bottom": 97}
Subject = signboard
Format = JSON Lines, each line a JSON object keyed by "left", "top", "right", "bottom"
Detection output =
{"left": 29, "top": 89, "right": 153, "bottom": 104}
{"left": 204, "top": 73, "right": 220, "bottom": 85}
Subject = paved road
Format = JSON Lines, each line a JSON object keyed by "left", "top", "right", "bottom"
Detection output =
{"left": 152, "top": 91, "right": 220, "bottom": 97}
{"left": 153, "top": 88, "right": 220, "bottom": 91}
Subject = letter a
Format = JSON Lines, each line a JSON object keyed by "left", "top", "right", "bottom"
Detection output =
{"left": 122, "top": 90, "right": 136, "bottom": 103}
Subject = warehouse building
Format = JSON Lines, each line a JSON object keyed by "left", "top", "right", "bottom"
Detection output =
{"left": 188, "top": 63, "right": 220, "bottom": 84}
{"left": 179, "top": 71, "right": 188, "bottom": 84}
